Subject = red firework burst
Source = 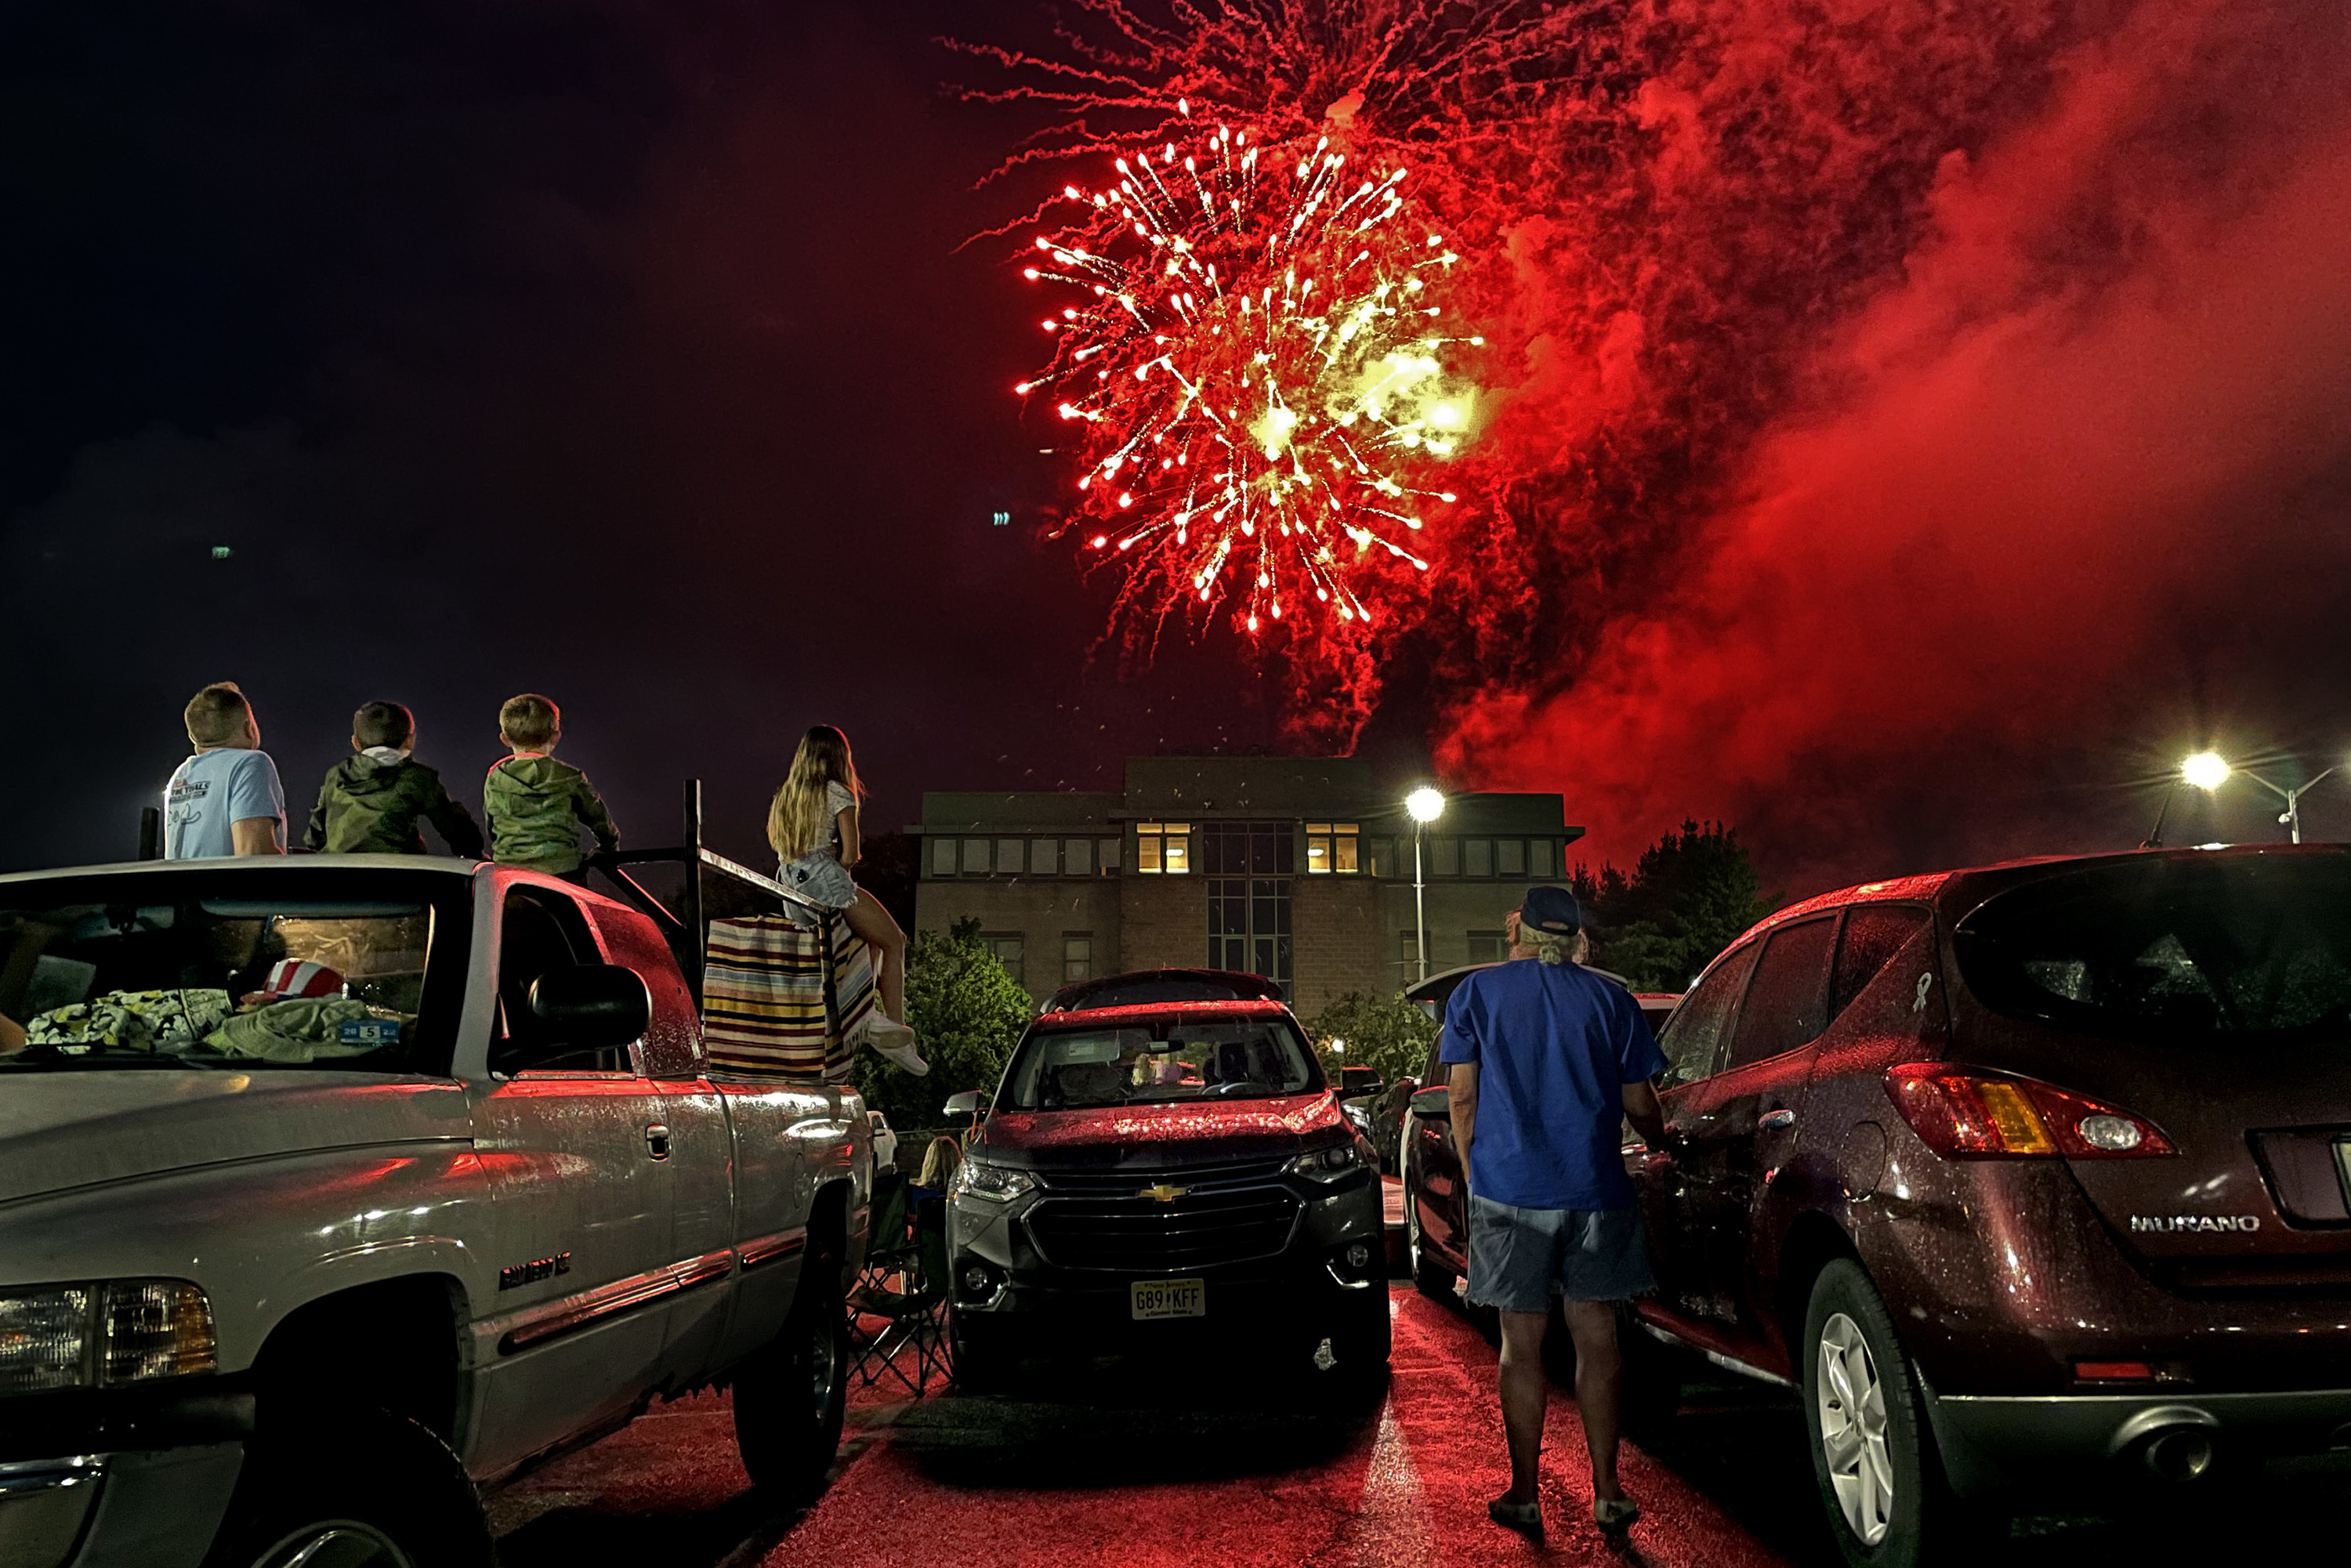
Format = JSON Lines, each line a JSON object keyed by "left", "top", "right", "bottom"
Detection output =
{"left": 1016, "top": 105, "right": 1484, "bottom": 635}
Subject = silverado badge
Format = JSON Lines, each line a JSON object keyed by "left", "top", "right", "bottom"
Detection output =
{"left": 1139, "top": 1184, "right": 1189, "bottom": 1203}
{"left": 499, "top": 1251, "right": 573, "bottom": 1290}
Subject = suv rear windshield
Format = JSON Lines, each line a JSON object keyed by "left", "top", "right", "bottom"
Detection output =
{"left": 0, "top": 870, "right": 469, "bottom": 1075}
{"left": 1002, "top": 1015, "right": 1322, "bottom": 1109}
{"left": 1955, "top": 855, "right": 2351, "bottom": 1040}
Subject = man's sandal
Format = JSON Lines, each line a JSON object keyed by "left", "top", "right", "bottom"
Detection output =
{"left": 1487, "top": 1497, "right": 1544, "bottom": 1539}
{"left": 1593, "top": 1496, "right": 1642, "bottom": 1532}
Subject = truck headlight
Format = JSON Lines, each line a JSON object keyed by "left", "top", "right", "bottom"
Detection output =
{"left": 1285, "top": 1142, "right": 1363, "bottom": 1182}
{"left": 0, "top": 1281, "right": 216, "bottom": 1396}
{"left": 949, "top": 1159, "right": 1037, "bottom": 1204}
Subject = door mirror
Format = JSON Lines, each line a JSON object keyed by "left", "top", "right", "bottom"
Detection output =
{"left": 498, "top": 965, "right": 650, "bottom": 1073}
{"left": 943, "top": 1090, "right": 990, "bottom": 1119}
{"left": 1408, "top": 1085, "right": 1451, "bottom": 1120}
{"left": 1339, "top": 1065, "right": 1384, "bottom": 1099}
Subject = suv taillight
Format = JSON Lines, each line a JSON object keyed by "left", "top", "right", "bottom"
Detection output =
{"left": 1886, "top": 1064, "right": 2176, "bottom": 1160}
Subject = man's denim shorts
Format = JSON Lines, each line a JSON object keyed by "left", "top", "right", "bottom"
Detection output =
{"left": 1466, "top": 1194, "right": 1655, "bottom": 1312}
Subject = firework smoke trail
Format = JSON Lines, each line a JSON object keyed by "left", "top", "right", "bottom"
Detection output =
{"left": 1015, "top": 110, "right": 1483, "bottom": 638}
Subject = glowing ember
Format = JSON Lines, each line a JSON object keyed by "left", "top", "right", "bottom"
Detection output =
{"left": 1017, "top": 117, "right": 1481, "bottom": 633}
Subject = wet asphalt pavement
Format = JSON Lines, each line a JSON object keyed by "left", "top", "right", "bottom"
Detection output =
{"left": 487, "top": 1280, "right": 2351, "bottom": 1567}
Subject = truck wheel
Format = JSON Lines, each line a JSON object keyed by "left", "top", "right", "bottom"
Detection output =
{"left": 206, "top": 1408, "right": 490, "bottom": 1568}
{"left": 734, "top": 1244, "right": 849, "bottom": 1503}
{"left": 1801, "top": 1260, "right": 1965, "bottom": 1568}
{"left": 1404, "top": 1179, "right": 1455, "bottom": 1300}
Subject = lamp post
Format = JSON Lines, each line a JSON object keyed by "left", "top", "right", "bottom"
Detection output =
{"left": 2143, "top": 751, "right": 2229, "bottom": 849}
{"left": 2237, "top": 764, "right": 2337, "bottom": 845}
{"left": 1406, "top": 787, "right": 1446, "bottom": 983}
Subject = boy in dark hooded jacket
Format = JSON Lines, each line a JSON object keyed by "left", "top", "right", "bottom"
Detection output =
{"left": 484, "top": 693, "right": 619, "bottom": 876}
{"left": 306, "top": 701, "right": 484, "bottom": 856}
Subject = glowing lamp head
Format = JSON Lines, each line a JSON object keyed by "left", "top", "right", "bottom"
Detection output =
{"left": 1406, "top": 787, "right": 1446, "bottom": 824}
{"left": 2182, "top": 751, "right": 2231, "bottom": 791}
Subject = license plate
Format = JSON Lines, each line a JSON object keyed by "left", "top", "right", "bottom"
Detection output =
{"left": 1130, "top": 1278, "right": 1205, "bottom": 1320}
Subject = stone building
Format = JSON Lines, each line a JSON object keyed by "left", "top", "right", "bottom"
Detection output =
{"left": 911, "top": 755, "right": 1583, "bottom": 1014}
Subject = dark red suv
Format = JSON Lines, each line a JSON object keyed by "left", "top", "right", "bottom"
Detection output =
{"left": 1590, "top": 845, "right": 2351, "bottom": 1567}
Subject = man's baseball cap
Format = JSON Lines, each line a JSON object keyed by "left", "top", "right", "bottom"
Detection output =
{"left": 1516, "top": 885, "right": 1584, "bottom": 936}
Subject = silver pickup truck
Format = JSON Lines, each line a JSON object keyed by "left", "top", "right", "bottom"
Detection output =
{"left": 0, "top": 849, "right": 870, "bottom": 1567}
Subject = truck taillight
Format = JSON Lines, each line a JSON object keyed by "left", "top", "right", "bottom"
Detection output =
{"left": 1885, "top": 1064, "right": 2175, "bottom": 1160}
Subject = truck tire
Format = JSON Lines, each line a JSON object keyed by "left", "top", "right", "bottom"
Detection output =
{"left": 1404, "top": 1177, "right": 1456, "bottom": 1301}
{"left": 734, "top": 1243, "right": 849, "bottom": 1503}
{"left": 1800, "top": 1259, "right": 1970, "bottom": 1568}
{"left": 205, "top": 1408, "right": 490, "bottom": 1568}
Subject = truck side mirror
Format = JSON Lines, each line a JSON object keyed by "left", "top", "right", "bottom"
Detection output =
{"left": 497, "top": 965, "right": 650, "bottom": 1073}
{"left": 1339, "top": 1065, "right": 1384, "bottom": 1099}
{"left": 943, "top": 1090, "right": 989, "bottom": 1119}
{"left": 1407, "top": 1085, "right": 1451, "bottom": 1121}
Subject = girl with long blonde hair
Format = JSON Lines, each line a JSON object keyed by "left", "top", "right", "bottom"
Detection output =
{"left": 769, "top": 725, "right": 925, "bottom": 1075}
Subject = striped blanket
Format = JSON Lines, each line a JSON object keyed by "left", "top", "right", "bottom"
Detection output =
{"left": 702, "top": 914, "right": 875, "bottom": 1082}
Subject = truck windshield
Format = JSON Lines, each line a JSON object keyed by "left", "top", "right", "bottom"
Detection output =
{"left": 0, "top": 870, "right": 464, "bottom": 1074}
{"left": 1001, "top": 1016, "right": 1321, "bottom": 1110}
{"left": 1954, "top": 853, "right": 2351, "bottom": 1040}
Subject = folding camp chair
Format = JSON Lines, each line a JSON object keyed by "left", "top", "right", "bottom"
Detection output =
{"left": 846, "top": 1197, "right": 952, "bottom": 1396}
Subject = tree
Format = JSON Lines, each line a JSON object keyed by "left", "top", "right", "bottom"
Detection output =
{"left": 1299, "top": 990, "right": 1437, "bottom": 1091}
{"left": 1573, "top": 820, "right": 1770, "bottom": 992}
{"left": 852, "top": 916, "right": 1032, "bottom": 1132}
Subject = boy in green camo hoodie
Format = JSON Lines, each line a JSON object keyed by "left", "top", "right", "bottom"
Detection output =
{"left": 307, "top": 701, "right": 484, "bottom": 857}
{"left": 484, "top": 693, "right": 619, "bottom": 877}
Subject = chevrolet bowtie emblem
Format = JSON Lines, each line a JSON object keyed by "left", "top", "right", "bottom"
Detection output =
{"left": 1139, "top": 1183, "right": 1189, "bottom": 1202}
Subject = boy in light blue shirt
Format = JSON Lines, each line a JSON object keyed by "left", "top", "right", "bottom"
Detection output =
{"left": 164, "top": 683, "right": 286, "bottom": 859}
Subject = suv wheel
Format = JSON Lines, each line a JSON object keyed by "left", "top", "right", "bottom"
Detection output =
{"left": 949, "top": 1307, "right": 1013, "bottom": 1392}
{"left": 735, "top": 1238, "right": 849, "bottom": 1502}
{"left": 1324, "top": 1288, "right": 1393, "bottom": 1383}
{"left": 206, "top": 1409, "right": 490, "bottom": 1568}
{"left": 1800, "top": 1259, "right": 1960, "bottom": 1568}
{"left": 1404, "top": 1179, "right": 1455, "bottom": 1300}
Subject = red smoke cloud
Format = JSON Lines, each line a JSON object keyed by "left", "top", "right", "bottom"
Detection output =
{"left": 1440, "top": 0, "right": 2351, "bottom": 888}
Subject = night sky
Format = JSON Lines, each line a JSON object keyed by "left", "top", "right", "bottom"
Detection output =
{"left": 6, "top": 1, "right": 2350, "bottom": 897}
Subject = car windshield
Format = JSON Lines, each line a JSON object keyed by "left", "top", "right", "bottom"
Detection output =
{"left": 1955, "top": 855, "right": 2351, "bottom": 1040}
{"left": 0, "top": 871, "right": 465, "bottom": 1075}
{"left": 1001, "top": 1015, "right": 1321, "bottom": 1109}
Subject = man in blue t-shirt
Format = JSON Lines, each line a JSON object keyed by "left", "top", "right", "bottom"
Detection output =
{"left": 1442, "top": 885, "right": 1671, "bottom": 1541}
{"left": 164, "top": 683, "right": 286, "bottom": 859}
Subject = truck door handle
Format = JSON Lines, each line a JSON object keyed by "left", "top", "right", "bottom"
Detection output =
{"left": 644, "top": 1123, "right": 672, "bottom": 1161}
{"left": 1759, "top": 1109, "right": 1798, "bottom": 1132}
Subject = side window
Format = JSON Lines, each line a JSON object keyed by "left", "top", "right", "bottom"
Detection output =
{"left": 1830, "top": 905, "right": 1933, "bottom": 1023}
{"left": 500, "top": 887, "right": 629, "bottom": 1074}
{"left": 1654, "top": 942, "right": 1760, "bottom": 1088}
{"left": 589, "top": 902, "right": 699, "bottom": 1079}
{"left": 1725, "top": 917, "right": 1838, "bottom": 1071}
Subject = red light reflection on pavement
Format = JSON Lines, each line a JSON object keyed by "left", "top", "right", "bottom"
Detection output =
{"left": 774, "top": 1290, "right": 1791, "bottom": 1568}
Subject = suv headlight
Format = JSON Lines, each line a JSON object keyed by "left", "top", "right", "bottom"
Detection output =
{"left": 0, "top": 1280, "right": 216, "bottom": 1396}
{"left": 949, "top": 1158, "right": 1038, "bottom": 1204}
{"left": 1286, "top": 1142, "right": 1364, "bottom": 1182}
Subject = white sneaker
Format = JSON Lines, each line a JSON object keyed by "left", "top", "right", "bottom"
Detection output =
{"left": 868, "top": 1019, "right": 929, "bottom": 1076}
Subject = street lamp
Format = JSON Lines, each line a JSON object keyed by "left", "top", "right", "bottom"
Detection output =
{"left": 2146, "top": 750, "right": 2338, "bottom": 846}
{"left": 2143, "top": 752, "right": 2230, "bottom": 849}
{"left": 1407, "top": 788, "right": 1446, "bottom": 983}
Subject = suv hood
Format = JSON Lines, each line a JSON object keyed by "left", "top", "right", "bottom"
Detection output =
{"left": 976, "top": 1091, "right": 1346, "bottom": 1168}
{"left": 0, "top": 1073, "right": 472, "bottom": 1205}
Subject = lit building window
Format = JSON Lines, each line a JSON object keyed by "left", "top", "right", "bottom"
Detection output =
{"left": 983, "top": 933, "right": 1025, "bottom": 986}
{"left": 1498, "top": 838, "right": 1526, "bottom": 877}
{"left": 1136, "top": 822, "right": 1191, "bottom": 874}
{"left": 1305, "top": 822, "right": 1361, "bottom": 874}
{"left": 1063, "top": 934, "right": 1093, "bottom": 983}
